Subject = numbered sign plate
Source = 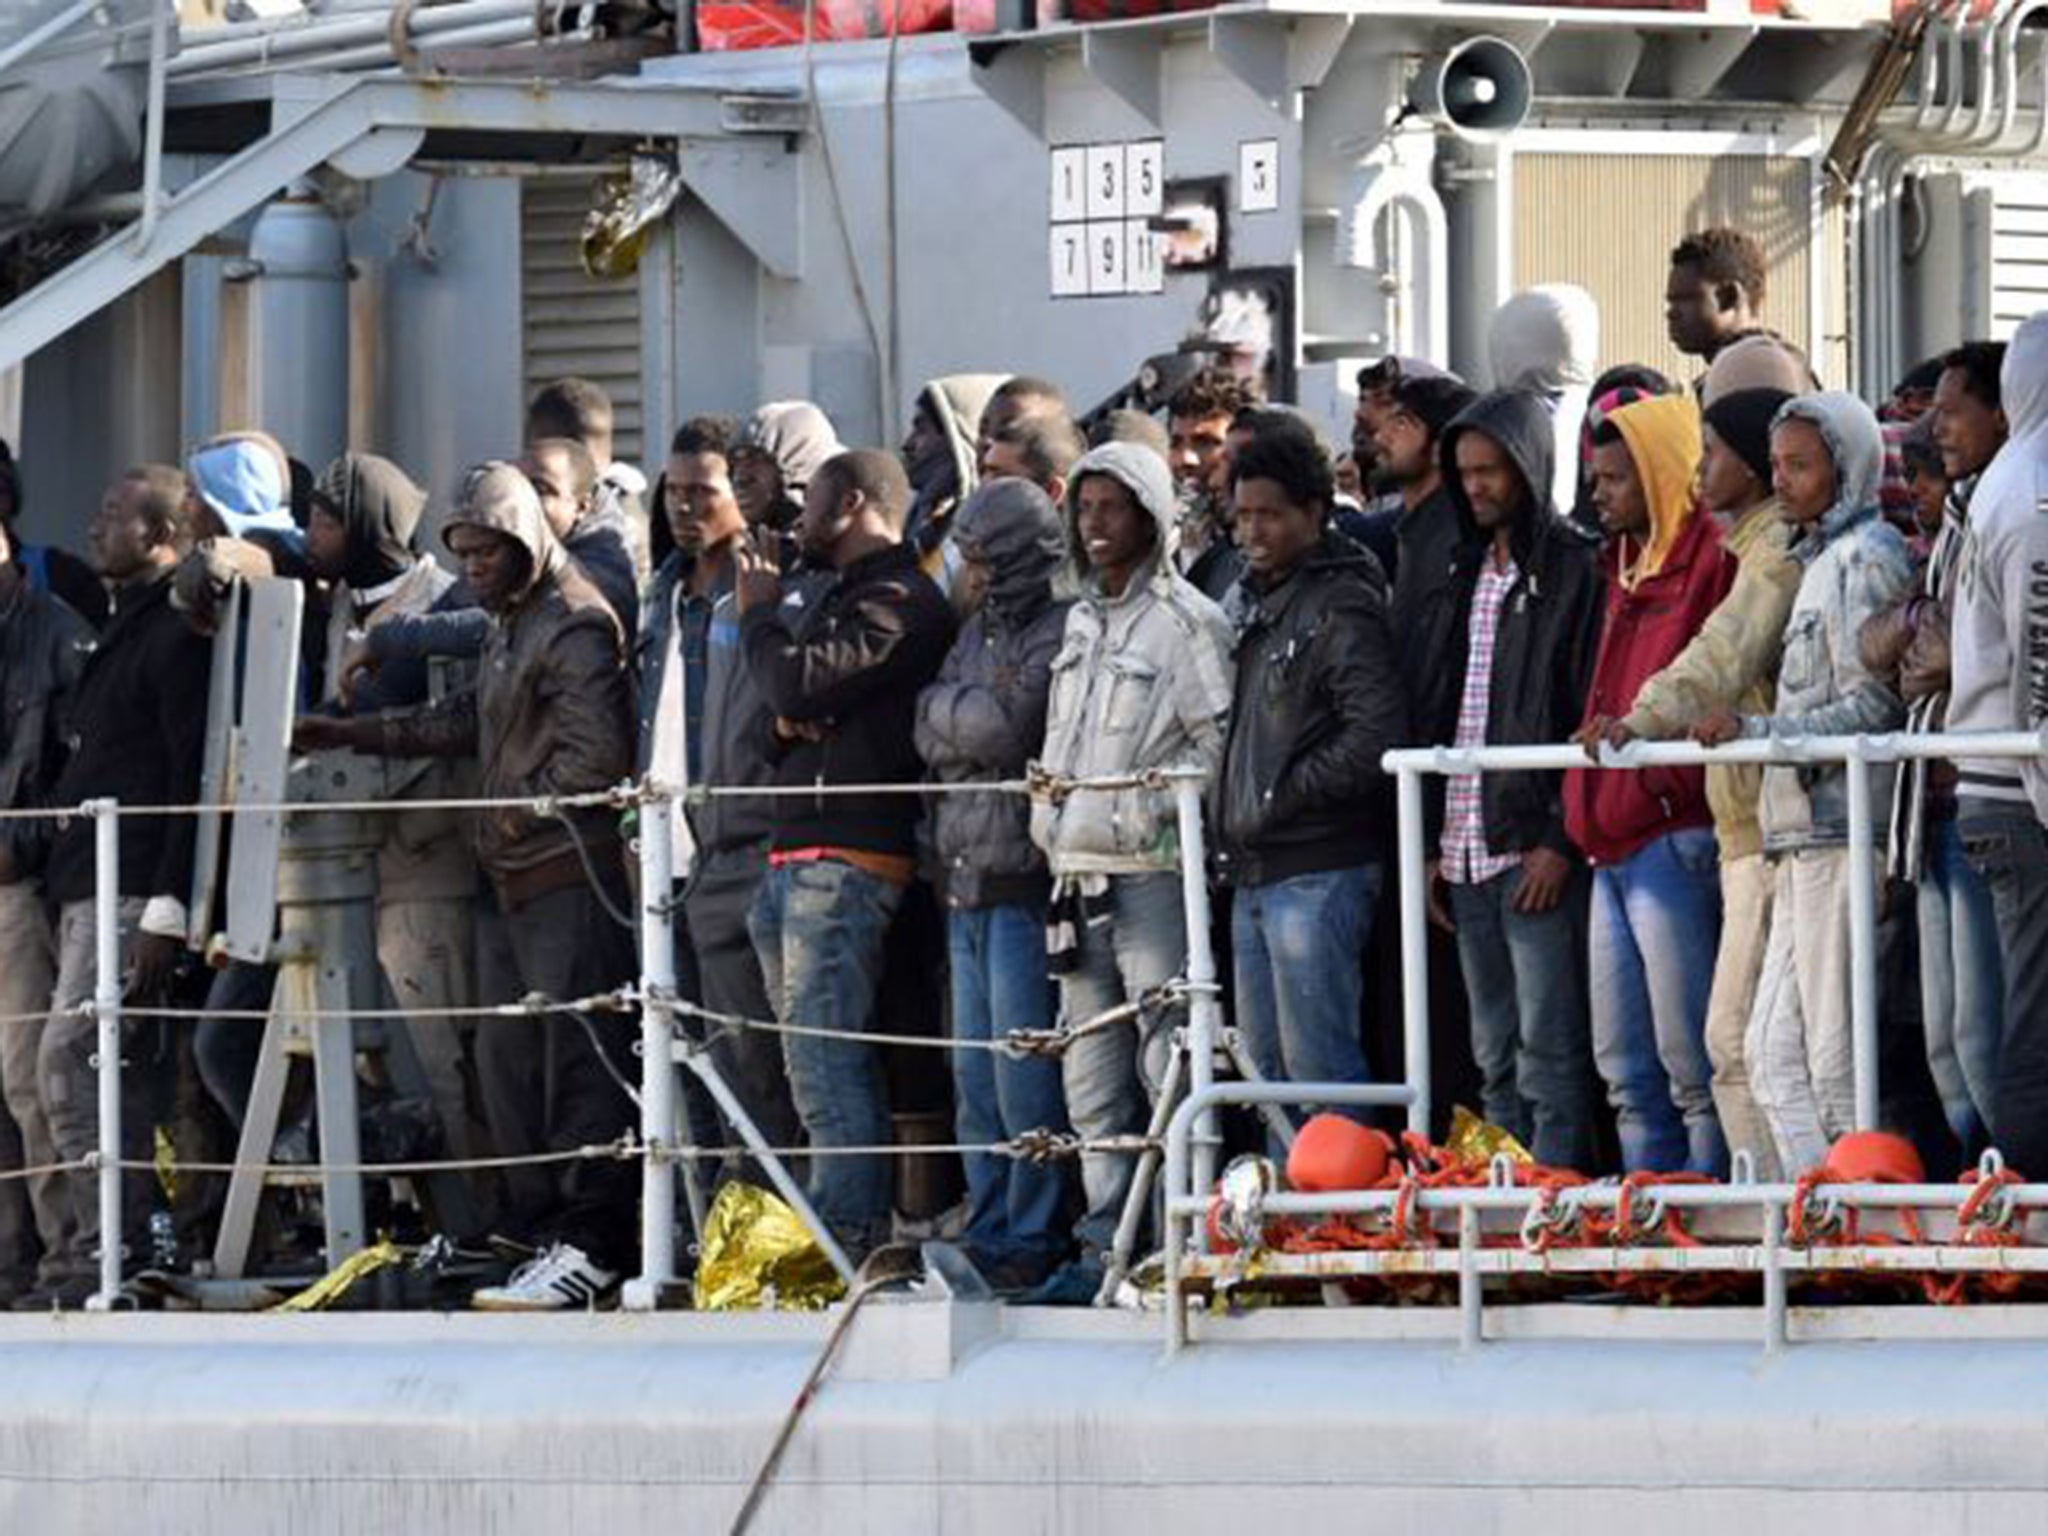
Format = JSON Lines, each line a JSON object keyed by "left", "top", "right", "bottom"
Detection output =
{"left": 1239, "top": 139, "right": 1279, "bottom": 214}
{"left": 1049, "top": 139, "right": 1167, "bottom": 300}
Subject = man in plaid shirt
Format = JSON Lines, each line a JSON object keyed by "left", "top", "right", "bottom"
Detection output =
{"left": 1412, "top": 391, "right": 1606, "bottom": 1171}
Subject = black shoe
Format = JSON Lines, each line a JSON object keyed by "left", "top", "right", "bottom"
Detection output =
{"left": 11, "top": 1274, "right": 99, "bottom": 1311}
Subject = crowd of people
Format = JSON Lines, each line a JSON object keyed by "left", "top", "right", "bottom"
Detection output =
{"left": 0, "top": 224, "right": 2043, "bottom": 1312}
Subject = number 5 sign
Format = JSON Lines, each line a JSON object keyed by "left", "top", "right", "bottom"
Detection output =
{"left": 1238, "top": 139, "right": 1279, "bottom": 214}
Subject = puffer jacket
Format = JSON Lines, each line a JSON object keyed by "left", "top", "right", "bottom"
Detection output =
{"left": 1031, "top": 442, "right": 1235, "bottom": 878}
{"left": 915, "top": 479, "right": 1072, "bottom": 909}
{"left": 1564, "top": 395, "right": 1735, "bottom": 867}
{"left": 0, "top": 570, "right": 89, "bottom": 875}
{"left": 1411, "top": 390, "right": 1605, "bottom": 860}
{"left": 1621, "top": 498, "right": 1799, "bottom": 861}
{"left": 1741, "top": 393, "right": 1914, "bottom": 852}
{"left": 374, "top": 462, "right": 634, "bottom": 907}
{"left": 1213, "top": 531, "right": 1405, "bottom": 886}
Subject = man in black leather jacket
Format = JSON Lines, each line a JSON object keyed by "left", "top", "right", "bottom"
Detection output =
{"left": 1212, "top": 425, "right": 1406, "bottom": 1116}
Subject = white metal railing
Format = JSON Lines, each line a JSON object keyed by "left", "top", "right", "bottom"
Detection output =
{"left": 1150, "top": 727, "right": 2048, "bottom": 1352}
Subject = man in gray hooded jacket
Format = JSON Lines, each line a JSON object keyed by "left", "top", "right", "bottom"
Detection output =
{"left": 1027, "top": 442, "right": 1234, "bottom": 1303}
{"left": 916, "top": 478, "right": 1075, "bottom": 1291}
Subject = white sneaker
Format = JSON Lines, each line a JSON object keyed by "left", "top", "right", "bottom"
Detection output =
{"left": 470, "top": 1243, "right": 617, "bottom": 1312}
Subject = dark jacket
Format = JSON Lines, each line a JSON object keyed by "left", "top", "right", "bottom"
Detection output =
{"left": 568, "top": 500, "right": 641, "bottom": 648}
{"left": 637, "top": 549, "right": 778, "bottom": 861}
{"left": 45, "top": 569, "right": 212, "bottom": 906}
{"left": 1412, "top": 391, "right": 1605, "bottom": 860}
{"left": 375, "top": 464, "right": 633, "bottom": 907}
{"left": 1388, "top": 482, "right": 1460, "bottom": 677}
{"left": 914, "top": 480, "right": 1071, "bottom": 910}
{"left": 1213, "top": 532, "right": 1407, "bottom": 885}
{"left": 0, "top": 571, "right": 90, "bottom": 875}
{"left": 741, "top": 540, "right": 956, "bottom": 858}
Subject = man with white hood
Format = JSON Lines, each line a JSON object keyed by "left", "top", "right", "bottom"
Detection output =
{"left": 1487, "top": 284, "right": 1601, "bottom": 521}
{"left": 1026, "top": 441, "right": 1234, "bottom": 1304}
{"left": 1950, "top": 309, "right": 2048, "bottom": 1178}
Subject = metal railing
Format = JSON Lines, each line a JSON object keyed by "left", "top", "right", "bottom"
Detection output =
{"left": 1151, "top": 726, "right": 2048, "bottom": 1352}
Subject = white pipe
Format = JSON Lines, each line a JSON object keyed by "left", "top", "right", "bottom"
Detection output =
{"left": 1396, "top": 767, "right": 1430, "bottom": 1137}
{"left": 1340, "top": 158, "right": 1451, "bottom": 367}
{"left": 312, "top": 18, "right": 548, "bottom": 71}
{"left": 87, "top": 801, "right": 123, "bottom": 1312}
{"left": 623, "top": 791, "right": 678, "bottom": 1313}
{"left": 1172, "top": 780, "right": 1223, "bottom": 1208}
{"left": 1845, "top": 755, "right": 1880, "bottom": 1131}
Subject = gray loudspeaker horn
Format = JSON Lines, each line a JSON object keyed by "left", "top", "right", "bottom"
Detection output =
{"left": 1414, "top": 36, "right": 1532, "bottom": 141}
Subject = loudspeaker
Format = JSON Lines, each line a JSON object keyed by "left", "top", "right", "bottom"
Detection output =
{"left": 1413, "top": 36, "right": 1532, "bottom": 141}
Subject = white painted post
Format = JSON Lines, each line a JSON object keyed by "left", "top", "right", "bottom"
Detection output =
{"left": 623, "top": 790, "right": 678, "bottom": 1312}
{"left": 88, "top": 800, "right": 123, "bottom": 1311}
{"left": 1172, "top": 779, "right": 1222, "bottom": 1202}
{"left": 1396, "top": 766, "right": 1432, "bottom": 1136}
{"left": 1844, "top": 751, "right": 1880, "bottom": 1130}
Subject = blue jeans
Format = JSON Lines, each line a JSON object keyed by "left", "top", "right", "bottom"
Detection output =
{"left": 1588, "top": 829, "right": 1727, "bottom": 1175}
{"left": 748, "top": 859, "right": 905, "bottom": 1259}
{"left": 1959, "top": 801, "right": 2048, "bottom": 1176}
{"left": 1231, "top": 865, "right": 1381, "bottom": 1128}
{"left": 1058, "top": 873, "right": 1187, "bottom": 1262}
{"left": 1447, "top": 867, "right": 1597, "bottom": 1172}
{"left": 948, "top": 904, "right": 1072, "bottom": 1272}
{"left": 1919, "top": 817, "right": 2004, "bottom": 1152}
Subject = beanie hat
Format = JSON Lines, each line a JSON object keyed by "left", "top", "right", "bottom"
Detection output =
{"left": 1703, "top": 387, "right": 1795, "bottom": 487}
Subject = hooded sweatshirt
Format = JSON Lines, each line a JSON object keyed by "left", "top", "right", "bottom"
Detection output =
{"left": 1949, "top": 310, "right": 2048, "bottom": 821}
{"left": 375, "top": 462, "right": 633, "bottom": 905}
{"left": 1030, "top": 441, "right": 1236, "bottom": 879}
{"left": 1413, "top": 390, "right": 1604, "bottom": 860}
{"left": 1621, "top": 388, "right": 1801, "bottom": 861}
{"left": 1488, "top": 285, "right": 1600, "bottom": 519}
{"left": 1564, "top": 395, "right": 1735, "bottom": 866}
{"left": 1740, "top": 392, "right": 1914, "bottom": 852}
{"left": 915, "top": 478, "right": 1073, "bottom": 910}
{"left": 906, "top": 373, "right": 1010, "bottom": 587}
{"left": 739, "top": 401, "right": 845, "bottom": 530}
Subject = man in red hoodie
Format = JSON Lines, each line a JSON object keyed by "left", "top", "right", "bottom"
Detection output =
{"left": 1567, "top": 394, "right": 1735, "bottom": 1172}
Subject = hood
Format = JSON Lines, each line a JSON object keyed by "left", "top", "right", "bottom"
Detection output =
{"left": 1488, "top": 285, "right": 1599, "bottom": 395}
{"left": 189, "top": 438, "right": 295, "bottom": 540}
{"left": 442, "top": 460, "right": 561, "bottom": 603}
{"left": 1064, "top": 440, "right": 1180, "bottom": 596}
{"left": 909, "top": 372, "right": 1010, "bottom": 504}
{"left": 2002, "top": 309, "right": 2048, "bottom": 443}
{"left": 952, "top": 475, "right": 1066, "bottom": 618}
{"left": 739, "top": 401, "right": 844, "bottom": 500}
{"left": 318, "top": 452, "right": 427, "bottom": 589}
{"left": 1701, "top": 334, "right": 1814, "bottom": 407}
{"left": 1607, "top": 394, "right": 1703, "bottom": 590}
{"left": 1773, "top": 391, "right": 1885, "bottom": 552}
{"left": 1439, "top": 389, "right": 1559, "bottom": 549}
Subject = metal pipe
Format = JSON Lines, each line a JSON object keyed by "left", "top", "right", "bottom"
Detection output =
{"left": 1172, "top": 780, "right": 1222, "bottom": 1201}
{"left": 168, "top": 0, "right": 534, "bottom": 73}
{"left": 1845, "top": 752, "right": 1880, "bottom": 1130}
{"left": 1167, "top": 1178, "right": 2048, "bottom": 1218}
{"left": 1762, "top": 1199, "right": 1788, "bottom": 1353}
{"left": 315, "top": 19, "right": 555, "bottom": 72}
{"left": 135, "top": 0, "right": 171, "bottom": 253}
{"left": 1396, "top": 767, "right": 1431, "bottom": 1136}
{"left": 1457, "top": 1204, "right": 1481, "bottom": 1349}
{"left": 623, "top": 792, "right": 679, "bottom": 1313}
{"left": 1382, "top": 728, "right": 2048, "bottom": 775}
{"left": 88, "top": 800, "right": 123, "bottom": 1312}
{"left": 0, "top": 0, "right": 102, "bottom": 78}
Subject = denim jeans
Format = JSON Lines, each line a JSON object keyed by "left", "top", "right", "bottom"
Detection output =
{"left": 1231, "top": 864, "right": 1381, "bottom": 1128}
{"left": 1959, "top": 800, "right": 2048, "bottom": 1177}
{"left": 948, "top": 903, "right": 1071, "bottom": 1271}
{"left": 1446, "top": 868, "right": 1597, "bottom": 1172}
{"left": 1589, "top": 829, "right": 1727, "bottom": 1175}
{"left": 1058, "top": 872, "right": 1187, "bottom": 1262}
{"left": 749, "top": 859, "right": 905, "bottom": 1260}
{"left": 1918, "top": 817, "right": 2004, "bottom": 1153}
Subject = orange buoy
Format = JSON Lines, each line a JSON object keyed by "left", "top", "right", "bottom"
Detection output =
{"left": 1822, "top": 1130, "right": 1925, "bottom": 1185}
{"left": 1287, "top": 1114, "right": 1396, "bottom": 1192}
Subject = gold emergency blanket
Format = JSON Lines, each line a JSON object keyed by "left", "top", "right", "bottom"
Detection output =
{"left": 692, "top": 1182, "right": 847, "bottom": 1312}
{"left": 1445, "top": 1104, "right": 1533, "bottom": 1169}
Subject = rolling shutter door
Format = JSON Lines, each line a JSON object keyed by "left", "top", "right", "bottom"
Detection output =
{"left": 520, "top": 174, "right": 643, "bottom": 465}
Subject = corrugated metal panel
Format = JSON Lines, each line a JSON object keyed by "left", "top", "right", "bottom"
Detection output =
{"left": 1513, "top": 152, "right": 1814, "bottom": 384}
{"left": 1991, "top": 179, "right": 2048, "bottom": 340}
{"left": 520, "top": 176, "right": 643, "bottom": 464}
